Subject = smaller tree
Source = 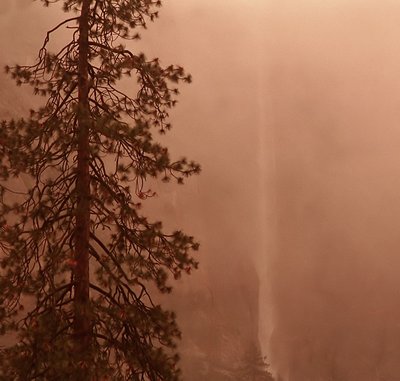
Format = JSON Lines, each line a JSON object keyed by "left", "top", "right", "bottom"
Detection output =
{"left": 236, "top": 344, "right": 275, "bottom": 381}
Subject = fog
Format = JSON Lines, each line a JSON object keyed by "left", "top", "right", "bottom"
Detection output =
{"left": 2, "top": 0, "right": 400, "bottom": 380}
{"left": 266, "top": 1, "right": 400, "bottom": 380}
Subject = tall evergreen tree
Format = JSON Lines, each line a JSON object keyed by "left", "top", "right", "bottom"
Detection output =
{"left": 0, "top": 1, "right": 200, "bottom": 380}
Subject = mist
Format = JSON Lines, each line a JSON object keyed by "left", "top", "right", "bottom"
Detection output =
{"left": 2, "top": 1, "right": 400, "bottom": 380}
{"left": 266, "top": 1, "right": 400, "bottom": 380}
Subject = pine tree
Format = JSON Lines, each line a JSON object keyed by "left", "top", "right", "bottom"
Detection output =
{"left": 236, "top": 344, "right": 275, "bottom": 381}
{"left": 0, "top": 1, "right": 200, "bottom": 380}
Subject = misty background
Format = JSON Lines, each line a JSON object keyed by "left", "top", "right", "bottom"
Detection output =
{"left": 2, "top": 1, "right": 400, "bottom": 380}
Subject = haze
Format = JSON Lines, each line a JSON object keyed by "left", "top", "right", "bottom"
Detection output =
{"left": 2, "top": 0, "right": 400, "bottom": 380}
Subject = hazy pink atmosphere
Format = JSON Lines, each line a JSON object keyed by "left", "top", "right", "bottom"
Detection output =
{"left": 1, "top": 1, "right": 400, "bottom": 380}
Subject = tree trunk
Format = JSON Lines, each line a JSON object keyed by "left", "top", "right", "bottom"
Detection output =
{"left": 73, "top": 0, "right": 91, "bottom": 376}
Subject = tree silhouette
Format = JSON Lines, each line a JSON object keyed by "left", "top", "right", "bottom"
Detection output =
{"left": 236, "top": 344, "right": 275, "bottom": 381}
{"left": 0, "top": 1, "right": 200, "bottom": 380}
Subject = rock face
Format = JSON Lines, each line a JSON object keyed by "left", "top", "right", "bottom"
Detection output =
{"left": 148, "top": 163, "right": 264, "bottom": 381}
{"left": 171, "top": 260, "right": 261, "bottom": 381}
{"left": 133, "top": 2, "right": 270, "bottom": 379}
